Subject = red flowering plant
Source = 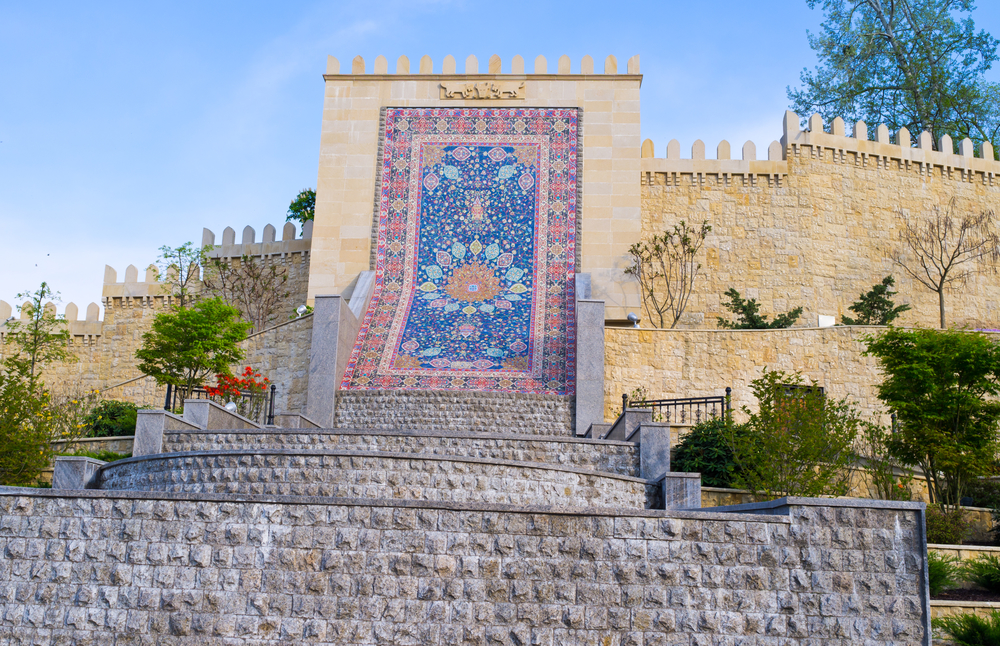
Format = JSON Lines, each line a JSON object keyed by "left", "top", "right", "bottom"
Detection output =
{"left": 205, "top": 366, "right": 270, "bottom": 422}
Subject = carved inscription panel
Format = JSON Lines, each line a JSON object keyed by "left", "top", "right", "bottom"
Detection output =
{"left": 440, "top": 81, "right": 525, "bottom": 100}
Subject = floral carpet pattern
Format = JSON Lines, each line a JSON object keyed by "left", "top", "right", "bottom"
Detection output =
{"left": 340, "top": 107, "right": 578, "bottom": 395}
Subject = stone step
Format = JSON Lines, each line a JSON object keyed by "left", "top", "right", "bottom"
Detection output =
{"left": 161, "top": 428, "right": 640, "bottom": 477}
{"left": 95, "top": 450, "right": 659, "bottom": 509}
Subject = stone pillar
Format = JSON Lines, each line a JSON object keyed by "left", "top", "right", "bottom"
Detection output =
{"left": 639, "top": 422, "right": 671, "bottom": 480}
{"left": 52, "top": 456, "right": 105, "bottom": 490}
{"left": 306, "top": 295, "right": 346, "bottom": 428}
{"left": 133, "top": 410, "right": 202, "bottom": 456}
{"left": 575, "top": 299, "right": 605, "bottom": 436}
{"left": 306, "top": 274, "right": 376, "bottom": 428}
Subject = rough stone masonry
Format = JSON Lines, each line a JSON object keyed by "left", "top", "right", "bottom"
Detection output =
{"left": 0, "top": 490, "right": 928, "bottom": 645}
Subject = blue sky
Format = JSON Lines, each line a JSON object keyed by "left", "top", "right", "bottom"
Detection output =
{"left": 2, "top": 0, "right": 999, "bottom": 313}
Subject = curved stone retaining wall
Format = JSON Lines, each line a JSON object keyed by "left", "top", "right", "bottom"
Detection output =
{"left": 161, "top": 429, "right": 639, "bottom": 477}
{"left": 96, "top": 451, "right": 656, "bottom": 509}
{"left": 0, "top": 490, "right": 929, "bottom": 644}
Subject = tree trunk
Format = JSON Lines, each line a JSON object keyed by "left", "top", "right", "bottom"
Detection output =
{"left": 938, "top": 289, "right": 946, "bottom": 329}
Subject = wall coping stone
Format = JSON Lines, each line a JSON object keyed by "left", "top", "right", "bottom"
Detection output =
{"left": 162, "top": 426, "right": 637, "bottom": 447}
{"left": 929, "top": 543, "right": 1000, "bottom": 552}
{"left": 0, "top": 485, "right": 792, "bottom": 523}
{"left": 96, "top": 448, "right": 654, "bottom": 485}
{"left": 710, "top": 495, "right": 926, "bottom": 513}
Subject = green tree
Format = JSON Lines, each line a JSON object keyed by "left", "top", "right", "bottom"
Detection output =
{"left": 156, "top": 242, "right": 207, "bottom": 308}
{"left": 716, "top": 288, "right": 803, "bottom": 329}
{"left": 672, "top": 417, "right": 740, "bottom": 488}
{"left": 864, "top": 327, "right": 1000, "bottom": 509}
{"left": 0, "top": 360, "right": 54, "bottom": 485}
{"left": 135, "top": 298, "right": 251, "bottom": 398}
{"left": 789, "top": 0, "right": 1000, "bottom": 154}
{"left": 2, "top": 282, "right": 71, "bottom": 389}
{"left": 625, "top": 220, "right": 711, "bottom": 328}
{"left": 286, "top": 188, "right": 315, "bottom": 227}
{"left": 842, "top": 275, "right": 911, "bottom": 325}
{"left": 727, "top": 369, "right": 861, "bottom": 501}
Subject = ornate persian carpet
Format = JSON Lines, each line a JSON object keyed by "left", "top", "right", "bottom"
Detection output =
{"left": 341, "top": 107, "right": 578, "bottom": 396}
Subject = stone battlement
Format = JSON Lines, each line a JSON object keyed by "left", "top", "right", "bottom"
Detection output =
{"left": 202, "top": 220, "right": 312, "bottom": 259}
{"left": 0, "top": 300, "right": 102, "bottom": 342}
{"left": 325, "top": 53, "right": 640, "bottom": 77}
{"left": 641, "top": 109, "right": 1000, "bottom": 188}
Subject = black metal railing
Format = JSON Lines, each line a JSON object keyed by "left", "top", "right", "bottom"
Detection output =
{"left": 163, "top": 383, "right": 277, "bottom": 425}
{"left": 623, "top": 387, "right": 731, "bottom": 424}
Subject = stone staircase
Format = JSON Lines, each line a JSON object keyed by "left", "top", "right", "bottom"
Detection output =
{"left": 56, "top": 397, "right": 700, "bottom": 512}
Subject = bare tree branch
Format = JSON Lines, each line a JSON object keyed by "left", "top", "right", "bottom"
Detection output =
{"left": 893, "top": 198, "right": 1000, "bottom": 327}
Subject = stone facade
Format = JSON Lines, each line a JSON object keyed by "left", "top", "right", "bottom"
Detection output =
{"left": 602, "top": 325, "right": 1000, "bottom": 424}
{"left": 311, "top": 54, "right": 643, "bottom": 317}
{"left": 241, "top": 316, "right": 313, "bottom": 416}
{"left": 640, "top": 113, "right": 1000, "bottom": 331}
{"left": 0, "top": 223, "right": 313, "bottom": 412}
{"left": 0, "top": 490, "right": 928, "bottom": 645}
{"left": 95, "top": 451, "right": 657, "bottom": 509}
{"left": 334, "top": 391, "right": 574, "bottom": 435}
{"left": 161, "top": 429, "right": 640, "bottom": 477}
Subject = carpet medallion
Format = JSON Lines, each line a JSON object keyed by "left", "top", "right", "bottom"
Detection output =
{"left": 340, "top": 107, "right": 579, "bottom": 396}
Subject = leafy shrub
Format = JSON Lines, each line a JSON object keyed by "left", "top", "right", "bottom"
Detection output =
{"left": 672, "top": 417, "right": 738, "bottom": 488}
{"left": 58, "top": 449, "right": 130, "bottom": 463}
{"left": 0, "top": 363, "right": 54, "bottom": 486}
{"left": 82, "top": 400, "right": 139, "bottom": 438}
{"left": 716, "top": 288, "right": 802, "bottom": 329}
{"left": 728, "top": 369, "right": 860, "bottom": 501}
{"left": 962, "top": 479, "right": 1000, "bottom": 509}
{"left": 928, "top": 551, "right": 963, "bottom": 596}
{"left": 934, "top": 610, "right": 1000, "bottom": 646}
{"left": 963, "top": 554, "right": 1000, "bottom": 593}
{"left": 926, "top": 506, "right": 971, "bottom": 545}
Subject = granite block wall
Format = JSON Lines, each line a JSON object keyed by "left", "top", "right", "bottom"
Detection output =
{"left": 94, "top": 451, "right": 657, "bottom": 510}
{"left": 160, "top": 430, "right": 640, "bottom": 478}
{"left": 334, "top": 391, "right": 574, "bottom": 436}
{"left": 0, "top": 490, "right": 928, "bottom": 645}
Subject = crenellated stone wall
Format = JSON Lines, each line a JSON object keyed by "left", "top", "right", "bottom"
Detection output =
{"left": 640, "top": 112, "right": 1000, "bottom": 331}
{"left": 0, "top": 222, "right": 314, "bottom": 411}
{"left": 0, "top": 489, "right": 929, "bottom": 644}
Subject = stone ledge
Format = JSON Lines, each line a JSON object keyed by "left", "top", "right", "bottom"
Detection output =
{"left": 0, "top": 485, "right": 791, "bottom": 523}
{"left": 98, "top": 448, "right": 653, "bottom": 484}
{"left": 164, "top": 426, "right": 636, "bottom": 446}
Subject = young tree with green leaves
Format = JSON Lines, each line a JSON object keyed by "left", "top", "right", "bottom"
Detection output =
{"left": 0, "top": 360, "right": 54, "bottom": 485}
{"left": 135, "top": 298, "right": 251, "bottom": 398}
{"left": 789, "top": 0, "right": 1000, "bottom": 154}
{"left": 2, "top": 282, "right": 72, "bottom": 389}
{"left": 864, "top": 327, "right": 1000, "bottom": 509}
{"left": 625, "top": 220, "right": 711, "bottom": 328}
{"left": 727, "top": 369, "right": 861, "bottom": 501}
{"left": 716, "top": 288, "right": 803, "bottom": 329}
{"left": 156, "top": 242, "right": 207, "bottom": 308}
{"left": 286, "top": 188, "right": 315, "bottom": 227}
{"left": 841, "top": 275, "right": 911, "bottom": 325}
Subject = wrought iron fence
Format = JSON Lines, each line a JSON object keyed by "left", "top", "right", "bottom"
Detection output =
{"left": 163, "top": 383, "right": 277, "bottom": 425}
{"left": 623, "top": 387, "right": 731, "bottom": 425}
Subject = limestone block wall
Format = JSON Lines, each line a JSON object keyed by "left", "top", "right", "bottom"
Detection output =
{"left": 311, "top": 53, "right": 643, "bottom": 317}
{"left": 639, "top": 111, "right": 1000, "bottom": 330}
{"left": 94, "top": 451, "right": 657, "bottom": 509}
{"left": 241, "top": 315, "right": 313, "bottom": 416}
{"left": 161, "top": 429, "right": 640, "bottom": 477}
{"left": 0, "top": 490, "right": 928, "bottom": 644}
{"left": 0, "top": 223, "right": 314, "bottom": 409}
{"left": 601, "top": 325, "right": 959, "bottom": 423}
